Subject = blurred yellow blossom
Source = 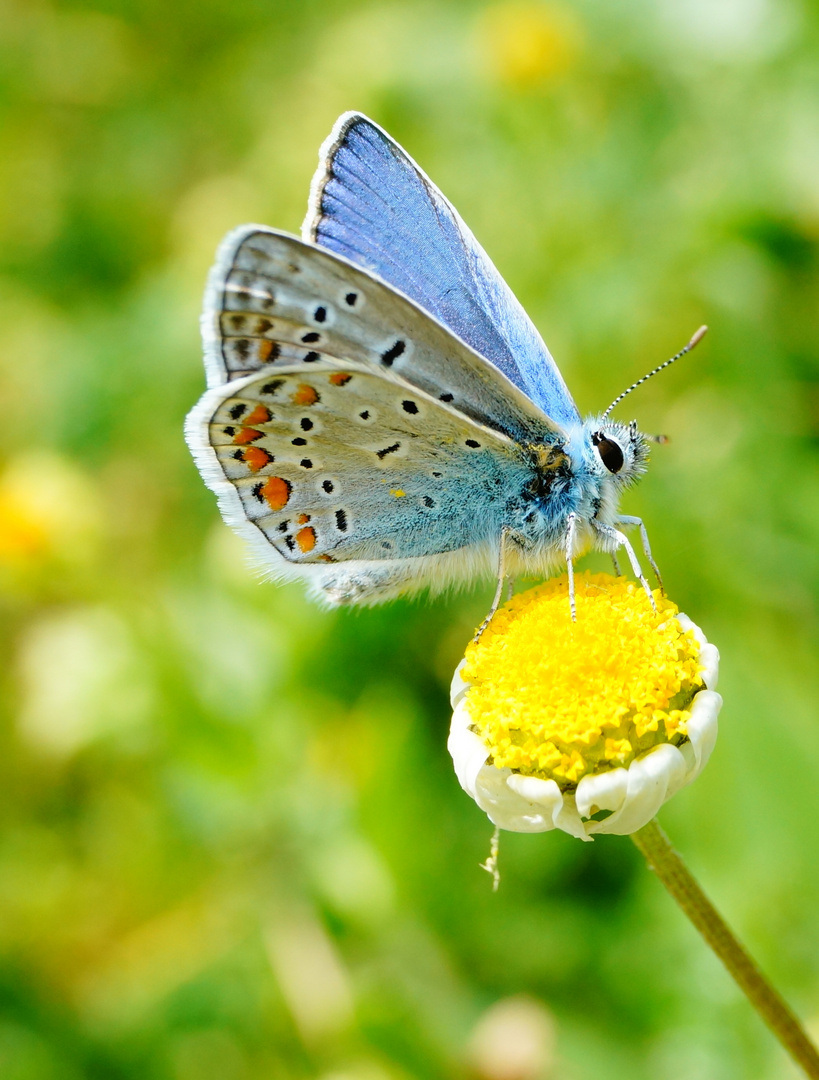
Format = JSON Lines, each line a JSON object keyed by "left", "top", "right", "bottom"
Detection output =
{"left": 0, "top": 451, "right": 101, "bottom": 576}
{"left": 476, "top": 1, "right": 582, "bottom": 87}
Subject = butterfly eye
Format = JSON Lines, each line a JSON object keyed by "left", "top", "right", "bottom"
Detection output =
{"left": 592, "top": 432, "right": 625, "bottom": 474}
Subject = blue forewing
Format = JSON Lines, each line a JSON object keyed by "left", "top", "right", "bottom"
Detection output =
{"left": 303, "top": 113, "right": 580, "bottom": 431}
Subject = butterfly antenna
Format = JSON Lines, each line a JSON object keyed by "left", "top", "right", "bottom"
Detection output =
{"left": 601, "top": 325, "right": 708, "bottom": 421}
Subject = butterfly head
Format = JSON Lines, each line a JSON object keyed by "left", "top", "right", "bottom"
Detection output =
{"left": 585, "top": 417, "right": 650, "bottom": 488}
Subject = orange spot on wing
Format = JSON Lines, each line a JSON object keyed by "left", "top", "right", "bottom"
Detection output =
{"left": 296, "top": 526, "right": 316, "bottom": 553}
{"left": 245, "top": 404, "right": 272, "bottom": 425}
{"left": 242, "top": 447, "right": 273, "bottom": 472}
{"left": 292, "top": 384, "right": 319, "bottom": 405}
{"left": 233, "top": 428, "right": 264, "bottom": 445}
{"left": 258, "top": 340, "right": 275, "bottom": 363}
{"left": 261, "top": 476, "right": 291, "bottom": 510}
{"left": 329, "top": 372, "right": 352, "bottom": 386}
{"left": 297, "top": 513, "right": 310, "bottom": 524}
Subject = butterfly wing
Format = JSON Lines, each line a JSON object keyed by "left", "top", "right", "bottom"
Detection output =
{"left": 201, "top": 226, "right": 561, "bottom": 447}
{"left": 185, "top": 359, "right": 535, "bottom": 602}
{"left": 303, "top": 112, "right": 581, "bottom": 431}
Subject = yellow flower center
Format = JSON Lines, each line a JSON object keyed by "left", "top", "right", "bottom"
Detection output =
{"left": 463, "top": 572, "right": 704, "bottom": 790}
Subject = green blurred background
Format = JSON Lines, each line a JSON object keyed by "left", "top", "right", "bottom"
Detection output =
{"left": 2, "top": 1, "right": 819, "bottom": 1077}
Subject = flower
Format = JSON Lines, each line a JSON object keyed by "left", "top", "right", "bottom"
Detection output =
{"left": 448, "top": 572, "right": 721, "bottom": 840}
{"left": 0, "top": 451, "right": 101, "bottom": 576}
{"left": 476, "top": 2, "right": 583, "bottom": 88}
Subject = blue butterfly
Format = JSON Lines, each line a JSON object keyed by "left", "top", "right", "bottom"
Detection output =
{"left": 186, "top": 112, "right": 703, "bottom": 625}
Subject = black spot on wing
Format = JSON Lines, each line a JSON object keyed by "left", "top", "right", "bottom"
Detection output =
{"left": 439, "top": 392, "right": 454, "bottom": 403}
{"left": 303, "top": 351, "right": 319, "bottom": 362}
{"left": 313, "top": 306, "right": 327, "bottom": 323}
{"left": 291, "top": 437, "right": 307, "bottom": 446}
{"left": 300, "top": 459, "right": 313, "bottom": 469}
{"left": 376, "top": 442, "right": 401, "bottom": 460}
{"left": 322, "top": 480, "right": 334, "bottom": 493}
{"left": 229, "top": 403, "right": 247, "bottom": 420}
{"left": 465, "top": 439, "right": 481, "bottom": 449}
{"left": 301, "top": 332, "right": 320, "bottom": 344}
{"left": 401, "top": 400, "right": 418, "bottom": 414}
{"left": 262, "top": 379, "right": 285, "bottom": 394}
{"left": 335, "top": 509, "right": 347, "bottom": 532}
{"left": 381, "top": 340, "right": 405, "bottom": 366}
{"left": 300, "top": 418, "right": 313, "bottom": 431}
{"left": 345, "top": 292, "right": 358, "bottom": 306}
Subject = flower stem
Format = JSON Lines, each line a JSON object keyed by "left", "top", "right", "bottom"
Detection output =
{"left": 631, "top": 818, "right": 819, "bottom": 1079}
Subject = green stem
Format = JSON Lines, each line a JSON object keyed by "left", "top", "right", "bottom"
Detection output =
{"left": 631, "top": 818, "right": 819, "bottom": 1079}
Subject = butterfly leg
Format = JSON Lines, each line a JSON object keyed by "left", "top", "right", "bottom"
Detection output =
{"left": 611, "top": 551, "right": 622, "bottom": 577}
{"left": 617, "top": 515, "right": 663, "bottom": 591}
{"left": 565, "top": 511, "right": 578, "bottom": 621}
{"left": 592, "top": 521, "right": 657, "bottom": 612}
{"left": 473, "top": 528, "right": 514, "bottom": 642}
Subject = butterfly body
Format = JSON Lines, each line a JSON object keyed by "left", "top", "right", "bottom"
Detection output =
{"left": 186, "top": 114, "right": 656, "bottom": 609}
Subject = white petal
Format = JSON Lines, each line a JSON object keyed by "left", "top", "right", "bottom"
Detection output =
{"left": 475, "top": 764, "right": 562, "bottom": 833}
{"left": 502, "top": 774, "right": 587, "bottom": 839}
{"left": 681, "top": 689, "right": 722, "bottom": 783}
{"left": 506, "top": 773, "right": 562, "bottom": 807}
{"left": 698, "top": 643, "right": 720, "bottom": 691}
{"left": 587, "top": 743, "right": 688, "bottom": 835}
{"left": 447, "top": 699, "right": 491, "bottom": 797}
{"left": 675, "top": 612, "right": 702, "bottom": 645}
{"left": 551, "top": 790, "right": 592, "bottom": 841}
{"left": 676, "top": 614, "right": 720, "bottom": 690}
{"left": 450, "top": 660, "right": 470, "bottom": 708}
{"left": 575, "top": 767, "right": 629, "bottom": 818}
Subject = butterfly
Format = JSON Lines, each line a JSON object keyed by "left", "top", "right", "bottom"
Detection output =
{"left": 186, "top": 112, "right": 704, "bottom": 625}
